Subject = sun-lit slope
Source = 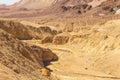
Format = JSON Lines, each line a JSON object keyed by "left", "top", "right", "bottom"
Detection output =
{"left": 0, "top": 19, "right": 58, "bottom": 43}
{"left": 0, "top": 19, "right": 59, "bottom": 80}
{"left": 24, "top": 19, "right": 120, "bottom": 80}
{"left": 13, "top": 0, "right": 56, "bottom": 9}
{"left": 88, "top": 0, "right": 107, "bottom": 8}
{"left": 0, "top": 0, "right": 119, "bottom": 18}
{"left": 51, "top": 19, "right": 120, "bottom": 79}
{"left": 0, "top": 29, "right": 46, "bottom": 80}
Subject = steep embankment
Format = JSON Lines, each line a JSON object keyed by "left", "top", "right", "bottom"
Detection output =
{"left": 0, "top": 19, "right": 58, "bottom": 80}
{"left": 0, "top": 19, "right": 57, "bottom": 41}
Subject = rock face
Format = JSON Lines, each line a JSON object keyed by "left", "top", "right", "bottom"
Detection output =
{"left": 41, "top": 34, "right": 54, "bottom": 44}
{"left": 53, "top": 33, "right": 70, "bottom": 45}
{"left": 0, "top": 19, "right": 57, "bottom": 40}
{"left": 60, "top": 3, "right": 92, "bottom": 14}
{"left": 0, "top": 20, "right": 34, "bottom": 40}
{"left": 0, "top": 20, "right": 57, "bottom": 80}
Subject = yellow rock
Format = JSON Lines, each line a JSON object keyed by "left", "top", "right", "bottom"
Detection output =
{"left": 41, "top": 68, "right": 51, "bottom": 76}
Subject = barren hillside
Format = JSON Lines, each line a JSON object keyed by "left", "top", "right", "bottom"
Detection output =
{"left": 0, "top": 19, "right": 58, "bottom": 80}
{"left": 13, "top": 0, "right": 56, "bottom": 9}
{"left": 0, "top": 0, "right": 120, "bottom": 80}
{"left": 22, "top": 19, "right": 120, "bottom": 80}
{"left": 0, "top": 0, "right": 119, "bottom": 18}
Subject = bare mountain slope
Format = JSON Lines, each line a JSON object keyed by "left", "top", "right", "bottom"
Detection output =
{"left": 0, "top": 0, "right": 119, "bottom": 18}
{"left": 0, "top": 20, "right": 58, "bottom": 80}
{"left": 0, "top": 19, "right": 58, "bottom": 42}
{"left": 12, "top": 0, "right": 57, "bottom": 9}
{"left": 24, "top": 19, "right": 120, "bottom": 80}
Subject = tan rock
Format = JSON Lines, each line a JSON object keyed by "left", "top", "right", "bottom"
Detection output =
{"left": 53, "top": 33, "right": 70, "bottom": 45}
{"left": 41, "top": 34, "right": 54, "bottom": 44}
{"left": 0, "top": 28, "right": 57, "bottom": 80}
{"left": 0, "top": 19, "right": 57, "bottom": 40}
{"left": 42, "top": 48, "right": 58, "bottom": 61}
{"left": 41, "top": 68, "right": 51, "bottom": 76}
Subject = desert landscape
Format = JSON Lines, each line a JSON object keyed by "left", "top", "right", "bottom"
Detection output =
{"left": 0, "top": 0, "right": 120, "bottom": 80}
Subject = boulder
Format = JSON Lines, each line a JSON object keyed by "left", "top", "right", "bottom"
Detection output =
{"left": 41, "top": 68, "right": 51, "bottom": 76}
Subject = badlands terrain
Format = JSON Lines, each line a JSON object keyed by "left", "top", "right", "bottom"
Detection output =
{"left": 0, "top": 0, "right": 120, "bottom": 80}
